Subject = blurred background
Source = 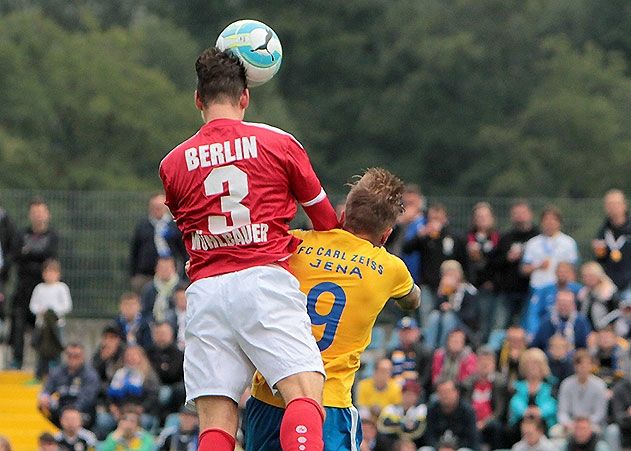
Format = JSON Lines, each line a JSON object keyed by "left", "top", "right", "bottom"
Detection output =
{"left": 0, "top": 0, "right": 629, "bottom": 315}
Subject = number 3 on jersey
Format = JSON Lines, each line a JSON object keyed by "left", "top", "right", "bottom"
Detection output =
{"left": 307, "top": 282, "right": 347, "bottom": 351}
{"left": 204, "top": 165, "right": 251, "bottom": 234}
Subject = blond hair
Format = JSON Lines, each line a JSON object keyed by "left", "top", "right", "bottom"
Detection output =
{"left": 440, "top": 260, "right": 464, "bottom": 277}
{"left": 344, "top": 168, "right": 404, "bottom": 237}
{"left": 519, "top": 348, "right": 550, "bottom": 379}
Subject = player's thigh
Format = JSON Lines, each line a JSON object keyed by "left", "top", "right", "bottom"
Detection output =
{"left": 184, "top": 278, "right": 255, "bottom": 403}
{"left": 323, "top": 406, "right": 362, "bottom": 451}
{"left": 232, "top": 265, "right": 325, "bottom": 391}
{"left": 243, "top": 397, "right": 284, "bottom": 451}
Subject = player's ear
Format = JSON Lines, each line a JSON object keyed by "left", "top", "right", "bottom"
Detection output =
{"left": 380, "top": 227, "right": 393, "bottom": 246}
{"left": 240, "top": 88, "right": 250, "bottom": 110}
{"left": 194, "top": 90, "right": 204, "bottom": 111}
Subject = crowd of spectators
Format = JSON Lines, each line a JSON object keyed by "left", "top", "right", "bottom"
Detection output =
{"left": 0, "top": 188, "right": 629, "bottom": 450}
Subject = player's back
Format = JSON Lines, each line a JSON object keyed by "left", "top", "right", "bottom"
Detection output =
{"left": 159, "top": 118, "right": 324, "bottom": 282}
{"left": 252, "top": 228, "right": 413, "bottom": 408}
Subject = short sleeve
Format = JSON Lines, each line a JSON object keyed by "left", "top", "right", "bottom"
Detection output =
{"left": 389, "top": 256, "right": 415, "bottom": 299}
{"left": 159, "top": 160, "right": 178, "bottom": 213}
{"left": 522, "top": 238, "right": 535, "bottom": 264}
{"left": 285, "top": 137, "right": 324, "bottom": 206}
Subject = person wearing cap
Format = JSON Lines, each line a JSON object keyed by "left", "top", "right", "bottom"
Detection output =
{"left": 461, "top": 346, "right": 509, "bottom": 450}
{"left": 377, "top": 379, "right": 427, "bottom": 447}
{"left": 421, "top": 378, "right": 479, "bottom": 451}
{"left": 388, "top": 316, "right": 433, "bottom": 392}
{"left": 92, "top": 323, "right": 126, "bottom": 409}
{"left": 156, "top": 405, "right": 199, "bottom": 451}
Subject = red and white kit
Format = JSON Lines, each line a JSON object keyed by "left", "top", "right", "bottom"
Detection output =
{"left": 160, "top": 118, "right": 337, "bottom": 402}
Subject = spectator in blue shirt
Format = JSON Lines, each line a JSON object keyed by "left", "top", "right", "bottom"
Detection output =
{"left": 532, "top": 289, "right": 591, "bottom": 351}
{"left": 522, "top": 262, "right": 582, "bottom": 339}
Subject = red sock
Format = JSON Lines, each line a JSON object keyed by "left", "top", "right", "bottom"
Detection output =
{"left": 199, "top": 428, "right": 235, "bottom": 451}
{"left": 280, "top": 397, "right": 325, "bottom": 451}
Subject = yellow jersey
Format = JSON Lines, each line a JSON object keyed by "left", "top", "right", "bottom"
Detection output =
{"left": 251, "top": 228, "right": 414, "bottom": 408}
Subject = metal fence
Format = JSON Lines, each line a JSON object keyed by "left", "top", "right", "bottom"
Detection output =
{"left": 0, "top": 190, "right": 605, "bottom": 318}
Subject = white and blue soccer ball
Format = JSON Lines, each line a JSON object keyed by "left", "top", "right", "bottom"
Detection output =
{"left": 216, "top": 19, "right": 283, "bottom": 88}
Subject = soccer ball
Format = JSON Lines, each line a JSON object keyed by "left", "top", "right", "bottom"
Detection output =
{"left": 216, "top": 19, "right": 283, "bottom": 88}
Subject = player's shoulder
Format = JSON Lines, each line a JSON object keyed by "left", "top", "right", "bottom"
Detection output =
{"left": 241, "top": 121, "right": 305, "bottom": 149}
{"left": 159, "top": 130, "right": 201, "bottom": 171}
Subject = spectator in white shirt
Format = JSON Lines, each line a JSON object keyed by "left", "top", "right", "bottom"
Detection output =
{"left": 29, "top": 258, "right": 72, "bottom": 379}
{"left": 522, "top": 206, "right": 579, "bottom": 289}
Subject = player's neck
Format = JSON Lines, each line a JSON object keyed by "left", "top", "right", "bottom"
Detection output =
{"left": 202, "top": 104, "right": 245, "bottom": 123}
{"left": 343, "top": 226, "right": 380, "bottom": 246}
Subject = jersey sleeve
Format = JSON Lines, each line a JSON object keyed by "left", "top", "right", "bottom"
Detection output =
{"left": 389, "top": 256, "right": 415, "bottom": 299}
{"left": 159, "top": 160, "right": 177, "bottom": 213}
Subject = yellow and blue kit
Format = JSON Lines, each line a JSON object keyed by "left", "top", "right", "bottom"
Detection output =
{"left": 245, "top": 228, "right": 414, "bottom": 451}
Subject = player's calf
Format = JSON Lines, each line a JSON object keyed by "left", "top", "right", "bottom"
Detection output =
{"left": 276, "top": 371, "right": 325, "bottom": 451}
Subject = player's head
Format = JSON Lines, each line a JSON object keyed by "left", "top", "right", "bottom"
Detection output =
{"left": 343, "top": 168, "right": 404, "bottom": 246}
{"left": 194, "top": 47, "right": 249, "bottom": 117}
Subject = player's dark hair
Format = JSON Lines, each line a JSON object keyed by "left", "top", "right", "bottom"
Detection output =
{"left": 344, "top": 168, "right": 404, "bottom": 238}
{"left": 196, "top": 47, "right": 247, "bottom": 106}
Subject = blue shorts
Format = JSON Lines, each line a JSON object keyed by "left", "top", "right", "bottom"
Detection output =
{"left": 244, "top": 397, "right": 362, "bottom": 451}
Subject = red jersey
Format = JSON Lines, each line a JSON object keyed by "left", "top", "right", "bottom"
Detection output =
{"left": 159, "top": 118, "right": 335, "bottom": 282}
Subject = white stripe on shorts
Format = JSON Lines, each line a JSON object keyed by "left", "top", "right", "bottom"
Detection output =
{"left": 350, "top": 406, "right": 359, "bottom": 451}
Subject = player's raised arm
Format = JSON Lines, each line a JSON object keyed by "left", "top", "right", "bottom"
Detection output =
{"left": 393, "top": 283, "right": 421, "bottom": 311}
{"left": 285, "top": 137, "right": 339, "bottom": 230}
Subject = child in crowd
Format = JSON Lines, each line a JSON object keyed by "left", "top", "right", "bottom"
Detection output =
{"left": 29, "top": 258, "right": 72, "bottom": 379}
{"left": 114, "top": 292, "right": 152, "bottom": 350}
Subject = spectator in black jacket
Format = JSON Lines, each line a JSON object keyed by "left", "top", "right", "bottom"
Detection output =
{"left": 402, "top": 203, "right": 467, "bottom": 326}
{"left": 37, "top": 343, "right": 99, "bottom": 428}
{"left": 91, "top": 323, "right": 125, "bottom": 405}
{"left": 0, "top": 205, "right": 17, "bottom": 320}
{"left": 114, "top": 292, "right": 152, "bottom": 350}
{"left": 592, "top": 189, "right": 630, "bottom": 291}
{"left": 10, "top": 197, "right": 58, "bottom": 369}
{"left": 610, "top": 377, "right": 631, "bottom": 450}
{"left": 424, "top": 260, "right": 480, "bottom": 349}
{"left": 388, "top": 316, "right": 433, "bottom": 393}
{"left": 156, "top": 405, "right": 199, "bottom": 451}
{"left": 420, "top": 378, "right": 480, "bottom": 451}
{"left": 491, "top": 200, "right": 538, "bottom": 329}
{"left": 147, "top": 322, "right": 185, "bottom": 417}
{"left": 130, "top": 193, "right": 186, "bottom": 293}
